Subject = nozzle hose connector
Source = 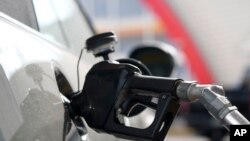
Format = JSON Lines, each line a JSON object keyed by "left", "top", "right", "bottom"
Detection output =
{"left": 176, "top": 81, "right": 250, "bottom": 130}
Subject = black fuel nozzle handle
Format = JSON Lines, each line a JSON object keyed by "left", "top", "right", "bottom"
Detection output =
{"left": 126, "top": 74, "right": 181, "bottom": 95}
{"left": 71, "top": 60, "right": 182, "bottom": 141}
{"left": 118, "top": 74, "right": 182, "bottom": 116}
{"left": 106, "top": 74, "right": 182, "bottom": 141}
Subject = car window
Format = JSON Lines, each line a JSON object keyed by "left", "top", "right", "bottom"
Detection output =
{"left": 33, "top": 0, "right": 94, "bottom": 53}
{"left": 0, "top": 0, "right": 38, "bottom": 30}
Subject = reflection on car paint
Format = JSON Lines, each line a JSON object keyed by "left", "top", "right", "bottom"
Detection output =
{"left": 0, "top": 65, "right": 23, "bottom": 141}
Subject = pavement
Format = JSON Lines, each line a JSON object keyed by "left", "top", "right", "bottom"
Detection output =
{"left": 165, "top": 117, "right": 230, "bottom": 141}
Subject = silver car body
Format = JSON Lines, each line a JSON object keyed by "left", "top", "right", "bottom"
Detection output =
{"left": 0, "top": 12, "right": 121, "bottom": 141}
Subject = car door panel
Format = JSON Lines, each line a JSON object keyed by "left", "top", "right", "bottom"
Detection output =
{"left": 0, "top": 13, "right": 82, "bottom": 141}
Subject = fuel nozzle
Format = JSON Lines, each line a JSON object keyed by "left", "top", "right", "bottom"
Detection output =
{"left": 176, "top": 81, "right": 250, "bottom": 130}
{"left": 71, "top": 32, "right": 250, "bottom": 141}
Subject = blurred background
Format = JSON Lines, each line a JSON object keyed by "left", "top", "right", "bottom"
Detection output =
{"left": 33, "top": 0, "right": 250, "bottom": 141}
{"left": 79, "top": 0, "right": 250, "bottom": 141}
